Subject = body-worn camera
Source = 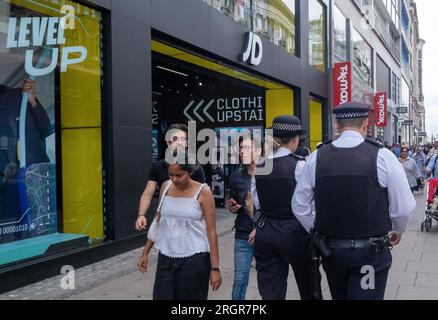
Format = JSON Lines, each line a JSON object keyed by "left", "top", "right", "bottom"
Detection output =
{"left": 364, "top": 237, "right": 392, "bottom": 260}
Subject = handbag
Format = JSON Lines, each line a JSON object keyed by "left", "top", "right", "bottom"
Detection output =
{"left": 147, "top": 181, "right": 172, "bottom": 242}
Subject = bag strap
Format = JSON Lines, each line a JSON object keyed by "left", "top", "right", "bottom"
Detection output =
{"left": 157, "top": 181, "right": 172, "bottom": 212}
{"left": 194, "top": 183, "right": 207, "bottom": 199}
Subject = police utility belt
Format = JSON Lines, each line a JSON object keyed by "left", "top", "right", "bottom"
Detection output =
{"left": 257, "top": 212, "right": 296, "bottom": 228}
{"left": 311, "top": 231, "right": 393, "bottom": 260}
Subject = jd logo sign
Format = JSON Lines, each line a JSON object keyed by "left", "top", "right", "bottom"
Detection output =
{"left": 241, "top": 32, "right": 263, "bottom": 66}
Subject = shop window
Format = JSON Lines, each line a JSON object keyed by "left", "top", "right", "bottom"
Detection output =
{"left": 203, "top": 0, "right": 252, "bottom": 28}
{"left": 333, "top": 5, "right": 347, "bottom": 63}
{"left": 202, "top": 0, "right": 296, "bottom": 55}
{"left": 309, "top": 0, "right": 326, "bottom": 72}
{"left": 351, "top": 27, "right": 373, "bottom": 104}
{"left": 253, "top": 0, "right": 296, "bottom": 55}
{"left": 0, "top": 0, "right": 104, "bottom": 266}
{"left": 151, "top": 41, "right": 294, "bottom": 208}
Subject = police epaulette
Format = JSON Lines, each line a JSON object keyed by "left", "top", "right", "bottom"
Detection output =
{"left": 317, "top": 140, "right": 333, "bottom": 149}
{"left": 365, "top": 138, "right": 384, "bottom": 148}
{"left": 291, "top": 153, "right": 305, "bottom": 161}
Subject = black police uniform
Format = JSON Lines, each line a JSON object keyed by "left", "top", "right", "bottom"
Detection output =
{"left": 253, "top": 116, "right": 321, "bottom": 300}
{"left": 312, "top": 102, "right": 393, "bottom": 300}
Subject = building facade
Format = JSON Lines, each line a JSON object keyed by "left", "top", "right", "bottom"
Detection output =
{"left": 335, "top": 0, "right": 424, "bottom": 146}
{"left": 0, "top": 0, "right": 425, "bottom": 291}
{"left": 0, "top": 0, "right": 333, "bottom": 292}
{"left": 409, "top": 1, "right": 426, "bottom": 145}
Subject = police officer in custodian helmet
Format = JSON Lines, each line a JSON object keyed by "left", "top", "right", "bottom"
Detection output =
{"left": 292, "top": 102, "right": 416, "bottom": 300}
{"left": 253, "top": 115, "right": 322, "bottom": 300}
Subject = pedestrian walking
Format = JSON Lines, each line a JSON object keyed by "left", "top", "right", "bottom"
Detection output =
{"left": 135, "top": 124, "right": 205, "bottom": 231}
{"left": 292, "top": 102, "right": 416, "bottom": 300}
{"left": 137, "top": 155, "right": 221, "bottom": 300}
{"left": 399, "top": 147, "right": 423, "bottom": 193}
{"left": 414, "top": 145, "right": 427, "bottom": 178}
{"left": 227, "top": 135, "right": 262, "bottom": 300}
{"left": 253, "top": 115, "right": 322, "bottom": 300}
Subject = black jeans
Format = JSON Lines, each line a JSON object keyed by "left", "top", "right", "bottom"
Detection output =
{"left": 153, "top": 252, "right": 211, "bottom": 300}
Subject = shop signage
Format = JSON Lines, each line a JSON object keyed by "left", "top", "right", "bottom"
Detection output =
{"left": 6, "top": 16, "right": 88, "bottom": 76}
{"left": 333, "top": 62, "right": 352, "bottom": 108}
{"left": 241, "top": 32, "right": 263, "bottom": 66}
{"left": 183, "top": 97, "right": 264, "bottom": 123}
{"left": 419, "top": 132, "right": 427, "bottom": 137}
{"left": 374, "top": 92, "right": 387, "bottom": 127}
{"left": 396, "top": 107, "right": 408, "bottom": 114}
{"left": 403, "top": 120, "right": 414, "bottom": 126}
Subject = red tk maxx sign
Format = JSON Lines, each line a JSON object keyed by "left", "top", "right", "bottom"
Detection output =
{"left": 333, "top": 62, "right": 352, "bottom": 108}
{"left": 374, "top": 92, "right": 387, "bottom": 127}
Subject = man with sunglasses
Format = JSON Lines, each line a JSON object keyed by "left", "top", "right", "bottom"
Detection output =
{"left": 227, "top": 135, "right": 263, "bottom": 300}
{"left": 135, "top": 124, "right": 205, "bottom": 231}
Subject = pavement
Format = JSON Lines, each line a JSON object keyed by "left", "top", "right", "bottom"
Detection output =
{"left": 1, "top": 191, "right": 438, "bottom": 300}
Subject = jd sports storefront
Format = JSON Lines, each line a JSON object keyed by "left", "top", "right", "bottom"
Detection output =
{"left": 151, "top": 40, "right": 297, "bottom": 206}
{"left": 0, "top": 0, "right": 330, "bottom": 292}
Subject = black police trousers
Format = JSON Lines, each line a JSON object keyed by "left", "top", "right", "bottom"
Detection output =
{"left": 322, "top": 248, "right": 392, "bottom": 300}
{"left": 254, "top": 218, "right": 322, "bottom": 300}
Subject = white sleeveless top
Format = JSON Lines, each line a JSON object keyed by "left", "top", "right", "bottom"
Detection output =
{"left": 154, "top": 182, "right": 210, "bottom": 258}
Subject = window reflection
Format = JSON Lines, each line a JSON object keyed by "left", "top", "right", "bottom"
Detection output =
{"left": 309, "top": 0, "right": 326, "bottom": 72}
{"left": 202, "top": 0, "right": 296, "bottom": 55}
{"left": 352, "top": 28, "right": 373, "bottom": 104}
{"left": 333, "top": 5, "right": 347, "bottom": 63}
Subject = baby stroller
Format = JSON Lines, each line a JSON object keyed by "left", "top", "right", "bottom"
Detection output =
{"left": 421, "top": 179, "right": 438, "bottom": 232}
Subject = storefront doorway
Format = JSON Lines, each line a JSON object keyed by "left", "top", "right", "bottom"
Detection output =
{"left": 151, "top": 40, "right": 295, "bottom": 206}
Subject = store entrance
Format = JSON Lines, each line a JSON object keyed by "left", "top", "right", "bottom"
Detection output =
{"left": 151, "top": 40, "right": 294, "bottom": 207}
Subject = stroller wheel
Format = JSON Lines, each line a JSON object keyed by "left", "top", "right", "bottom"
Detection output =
{"left": 427, "top": 219, "right": 433, "bottom": 231}
{"left": 425, "top": 219, "right": 431, "bottom": 232}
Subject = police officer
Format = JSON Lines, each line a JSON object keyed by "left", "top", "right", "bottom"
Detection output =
{"left": 253, "top": 115, "right": 322, "bottom": 300}
{"left": 292, "top": 102, "right": 416, "bottom": 300}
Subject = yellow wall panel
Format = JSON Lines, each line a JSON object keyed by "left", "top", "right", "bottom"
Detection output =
{"left": 265, "top": 89, "right": 294, "bottom": 127}
{"left": 62, "top": 128, "right": 103, "bottom": 240}
{"left": 310, "top": 99, "right": 323, "bottom": 151}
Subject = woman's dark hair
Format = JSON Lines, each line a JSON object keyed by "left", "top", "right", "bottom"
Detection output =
{"left": 400, "top": 147, "right": 409, "bottom": 154}
{"left": 167, "top": 124, "right": 188, "bottom": 134}
{"left": 165, "top": 150, "right": 197, "bottom": 174}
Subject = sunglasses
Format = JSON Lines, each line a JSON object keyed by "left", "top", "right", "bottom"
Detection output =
{"left": 169, "top": 136, "right": 188, "bottom": 143}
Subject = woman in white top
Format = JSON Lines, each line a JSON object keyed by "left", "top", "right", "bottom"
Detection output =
{"left": 138, "top": 159, "right": 221, "bottom": 300}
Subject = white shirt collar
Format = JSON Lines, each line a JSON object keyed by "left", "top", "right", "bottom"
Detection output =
{"left": 273, "top": 147, "right": 292, "bottom": 159}
{"left": 332, "top": 130, "right": 365, "bottom": 148}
